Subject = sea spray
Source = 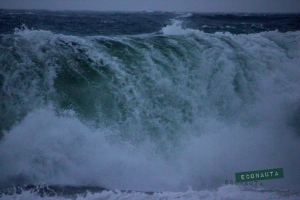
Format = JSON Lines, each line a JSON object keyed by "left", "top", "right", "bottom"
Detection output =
{"left": 0, "top": 18, "right": 300, "bottom": 192}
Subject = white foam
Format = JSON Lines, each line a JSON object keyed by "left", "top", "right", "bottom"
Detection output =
{"left": 162, "top": 20, "right": 202, "bottom": 35}
{"left": 1, "top": 185, "right": 299, "bottom": 200}
{"left": 1, "top": 27, "right": 300, "bottom": 192}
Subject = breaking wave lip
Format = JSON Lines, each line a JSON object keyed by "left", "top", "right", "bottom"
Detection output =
{"left": 161, "top": 19, "right": 204, "bottom": 35}
{"left": 9, "top": 19, "right": 300, "bottom": 37}
{"left": 161, "top": 19, "right": 300, "bottom": 35}
{"left": 0, "top": 20, "right": 300, "bottom": 194}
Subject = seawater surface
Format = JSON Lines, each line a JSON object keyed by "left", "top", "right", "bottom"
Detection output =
{"left": 0, "top": 10, "right": 300, "bottom": 199}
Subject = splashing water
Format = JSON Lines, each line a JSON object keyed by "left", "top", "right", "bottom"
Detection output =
{"left": 0, "top": 15, "right": 300, "bottom": 197}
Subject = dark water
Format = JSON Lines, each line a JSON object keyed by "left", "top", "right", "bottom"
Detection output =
{"left": 0, "top": 9, "right": 300, "bottom": 198}
{"left": 1, "top": 10, "right": 299, "bottom": 35}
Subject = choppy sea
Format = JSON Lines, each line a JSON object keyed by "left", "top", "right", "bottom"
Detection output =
{"left": 0, "top": 10, "right": 300, "bottom": 199}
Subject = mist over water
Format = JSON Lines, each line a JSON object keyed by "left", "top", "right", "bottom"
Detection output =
{"left": 0, "top": 11, "right": 300, "bottom": 196}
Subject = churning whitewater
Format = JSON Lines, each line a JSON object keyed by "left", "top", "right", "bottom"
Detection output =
{"left": 0, "top": 12, "right": 300, "bottom": 199}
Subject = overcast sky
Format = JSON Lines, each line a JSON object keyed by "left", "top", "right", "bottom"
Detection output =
{"left": 0, "top": 0, "right": 299, "bottom": 13}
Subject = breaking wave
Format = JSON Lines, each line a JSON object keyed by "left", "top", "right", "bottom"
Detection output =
{"left": 0, "top": 21, "right": 300, "bottom": 192}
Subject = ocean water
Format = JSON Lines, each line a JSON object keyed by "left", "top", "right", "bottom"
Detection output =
{"left": 0, "top": 10, "right": 300, "bottom": 199}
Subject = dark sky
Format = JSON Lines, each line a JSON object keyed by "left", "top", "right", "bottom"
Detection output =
{"left": 0, "top": 0, "right": 299, "bottom": 13}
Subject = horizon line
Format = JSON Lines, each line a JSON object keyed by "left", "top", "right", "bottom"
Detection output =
{"left": 1, "top": 8, "right": 300, "bottom": 14}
